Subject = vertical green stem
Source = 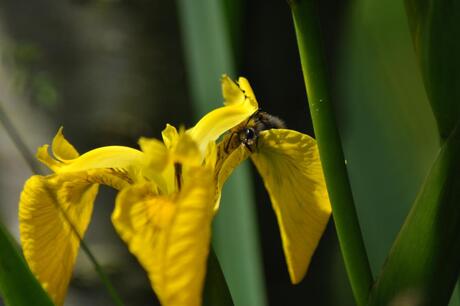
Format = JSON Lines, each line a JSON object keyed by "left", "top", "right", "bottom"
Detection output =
{"left": 0, "top": 103, "right": 42, "bottom": 174}
{"left": 289, "top": 1, "right": 373, "bottom": 306}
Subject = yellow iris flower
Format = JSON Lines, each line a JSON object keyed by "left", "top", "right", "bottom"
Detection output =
{"left": 18, "top": 75, "right": 331, "bottom": 306}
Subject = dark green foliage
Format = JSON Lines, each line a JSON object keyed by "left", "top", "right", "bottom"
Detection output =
{"left": 369, "top": 125, "right": 460, "bottom": 306}
{"left": 405, "top": 0, "right": 460, "bottom": 139}
{"left": 0, "top": 222, "right": 55, "bottom": 306}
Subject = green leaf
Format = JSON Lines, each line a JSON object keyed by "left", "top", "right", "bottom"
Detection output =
{"left": 203, "top": 248, "right": 233, "bottom": 306}
{"left": 369, "top": 125, "right": 460, "bottom": 306}
{"left": 404, "top": 0, "right": 460, "bottom": 139}
{"left": 338, "top": 0, "right": 439, "bottom": 275}
{"left": 332, "top": 0, "right": 440, "bottom": 280}
{"left": 0, "top": 222, "right": 55, "bottom": 306}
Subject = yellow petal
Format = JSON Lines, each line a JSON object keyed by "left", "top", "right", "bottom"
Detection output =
{"left": 203, "top": 140, "right": 217, "bottom": 171}
{"left": 58, "top": 146, "right": 145, "bottom": 174}
{"left": 250, "top": 129, "right": 332, "bottom": 284}
{"left": 217, "top": 145, "right": 249, "bottom": 192}
{"left": 237, "top": 76, "right": 257, "bottom": 104}
{"left": 139, "top": 137, "right": 169, "bottom": 172}
{"left": 215, "top": 136, "right": 249, "bottom": 188}
{"left": 36, "top": 129, "right": 146, "bottom": 185}
{"left": 19, "top": 175, "right": 98, "bottom": 306}
{"left": 38, "top": 145, "right": 143, "bottom": 191}
{"left": 112, "top": 168, "right": 214, "bottom": 306}
{"left": 187, "top": 77, "right": 258, "bottom": 154}
{"left": 221, "top": 74, "right": 245, "bottom": 106}
{"left": 162, "top": 124, "right": 179, "bottom": 150}
{"left": 37, "top": 128, "right": 79, "bottom": 171}
{"left": 51, "top": 127, "right": 80, "bottom": 162}
{"left": 213, "top": 134, "right": 250, "bottom": 210}
{"left": 37, "top": 144, "right": 62, "bottom": 172}
{"left": 48, "top": 145, "right": 146, "bottom": 189}
{"left": 173, "top": 133, "right": 201, "bottom": 167}
{"left": 139, "top": 132, "right": 202, "bottom": 194}
{"left": 84, "top": 168, "right": 134, "bottom": 190}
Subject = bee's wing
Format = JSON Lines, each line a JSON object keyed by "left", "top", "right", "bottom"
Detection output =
{"left": 251, "top": 129, "right": 331, "bottom": 284}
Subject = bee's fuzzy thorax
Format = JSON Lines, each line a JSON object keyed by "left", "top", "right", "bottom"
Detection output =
{"left": 255, "top": 111, "right": 286, "bottom": 131}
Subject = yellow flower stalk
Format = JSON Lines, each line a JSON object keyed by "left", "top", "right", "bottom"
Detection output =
{"left": 18, "top": 75, "right": 330, "bottom": 306}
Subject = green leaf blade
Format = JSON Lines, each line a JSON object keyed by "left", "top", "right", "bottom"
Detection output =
{"left": 0, "top": 222, "right": 55, "bottom": 306}
{"left": 203, "top": 248, "right": 234, "bottom": 306}
{"left": 369, "top": 125, "right": 460, "bottom": 306}
{"left": 404, "top": 0, "right": 460, "bottom": 138}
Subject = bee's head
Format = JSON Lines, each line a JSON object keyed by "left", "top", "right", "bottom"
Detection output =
{"left": 239, "top": 127, "right": 256, "bottom": 145}
{"left": 225, "top": 111, "right": 284, "bottom": 154}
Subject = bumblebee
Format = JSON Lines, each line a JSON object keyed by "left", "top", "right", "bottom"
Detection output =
{"left": 226, "top": 110, "right": 285, "bottom": 152}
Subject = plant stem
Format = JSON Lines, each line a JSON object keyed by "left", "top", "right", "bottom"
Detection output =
{"left": 289, "top": 1, "right": 373, "bottom": 305}
{"left": 0, "top": 103, "right": 41, "bottom": 174}
{"left": 48, "top": 185, "right": 125, "bottom": 306}
{"left": 0, "top": 102, "right": 125, "bottom": 306}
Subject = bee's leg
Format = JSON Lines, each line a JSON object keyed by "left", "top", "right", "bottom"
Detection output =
{"left": 224, "top": 132, "right": 237, "bottom": 153}
{"left": 244, "top": 142, "right": 254, "bottom": 153}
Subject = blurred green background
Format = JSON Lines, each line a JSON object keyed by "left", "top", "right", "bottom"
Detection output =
{"left": 0, "top": 0, "right": 457, "bottom": 305}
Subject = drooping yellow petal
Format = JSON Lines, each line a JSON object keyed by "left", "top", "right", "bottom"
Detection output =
{"left": 187, "top": 77, "right": 258, "bottom": 154}
{"left": 19, "top": 174, "right": 98, "bottom": 306}
{"left": 250, "top": 129, "right": 331, "bottom": 284}
{"left": 112, "top": 168, "right": 215, "bottom": 306}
